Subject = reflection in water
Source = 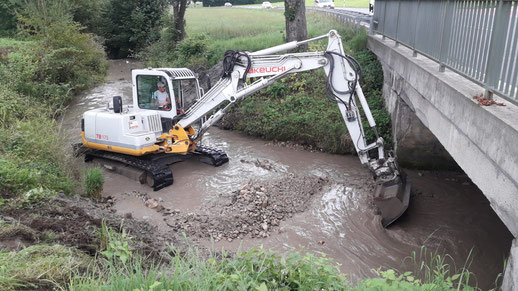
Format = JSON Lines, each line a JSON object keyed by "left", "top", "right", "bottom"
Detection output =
{"left": 62, "top": 60, "right": 513, "bottom": 289}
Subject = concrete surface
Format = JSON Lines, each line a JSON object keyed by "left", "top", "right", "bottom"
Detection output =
{"left": 368, "top": 35, "right": 518, "bottom": 288}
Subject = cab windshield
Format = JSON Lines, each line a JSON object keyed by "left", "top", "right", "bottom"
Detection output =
{"left": 136, "top": 75, "right": 173, "bottom": 111}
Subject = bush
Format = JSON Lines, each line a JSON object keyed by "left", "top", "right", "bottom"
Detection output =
{"left": 0, "top": 117, "right": 75, "bottom": 197}
{"left": 84, "top": 168, "right": 104, "bottom": 200}
{"left": 99, "top": 0, "right": 168, "bottom": 58}
{"left": 0, "top": 0, "right": 22, "bottom": 37}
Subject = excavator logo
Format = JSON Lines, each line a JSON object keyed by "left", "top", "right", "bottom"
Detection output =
{"left": 248, "top": 66, "right": 286, "bottom": 74}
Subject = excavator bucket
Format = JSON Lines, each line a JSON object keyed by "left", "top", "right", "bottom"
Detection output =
{"left": 373, "top": 173, "right": 411, "bottom": 227}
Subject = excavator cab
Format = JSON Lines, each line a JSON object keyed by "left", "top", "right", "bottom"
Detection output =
{"left": 132, "top": 68, "right": 201, "bottom": 119}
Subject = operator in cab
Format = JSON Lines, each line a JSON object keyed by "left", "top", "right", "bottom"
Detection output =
{"left": 152, "top": 81, "right": 171, "bottom": 110}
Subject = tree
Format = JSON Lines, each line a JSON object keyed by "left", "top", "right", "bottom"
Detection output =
{"left": 284, "top": 0, "right": 308, "bottom": 50}
{"left": 100, "top": 0, "right": 168, "bottom": 58}
{"left": 0, "top": 0, "right": 23, "bottom": 36}
{"left": 170, "top": 0, "right": 187, "bottom": 43}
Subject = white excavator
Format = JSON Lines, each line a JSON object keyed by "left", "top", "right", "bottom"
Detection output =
{"left": 80, "top": 30, "right": 410, "bottom": 226}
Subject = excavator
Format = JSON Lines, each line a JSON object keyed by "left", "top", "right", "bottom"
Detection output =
{"left": 80, "top": 30, "right": 410, "bottom": 227}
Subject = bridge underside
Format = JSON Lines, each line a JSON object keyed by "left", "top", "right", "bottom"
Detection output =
{"left": 368, "top": 35, "right": 518, "bottom": 288}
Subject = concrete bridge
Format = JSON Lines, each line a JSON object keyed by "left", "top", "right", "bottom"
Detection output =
{"left": 318, "top": 1, "right": 518, "bottom": 288}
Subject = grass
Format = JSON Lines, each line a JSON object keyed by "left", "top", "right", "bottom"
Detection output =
{"left": 0, "top": 244, "right": 92, "bottom": 290}
{"left": 184, "top": 8, "right": 367, "bottom": 64}
{"left": 84, "top": 168, "right": 104, "bottom": 201}
{"left": 65, "top": 243, "right": 485, "bottom": 290}
{"left": 230, "top": 0, "right": 369, "bottom": 8}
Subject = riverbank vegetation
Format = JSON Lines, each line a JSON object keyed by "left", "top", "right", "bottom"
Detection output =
{"left": 0, "top": 2, "right": 500, "bottom": 290}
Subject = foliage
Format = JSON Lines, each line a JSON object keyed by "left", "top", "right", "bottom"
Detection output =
{"left": 0, "top": 3, "right": 106, "bottom": 108}
{"left": 69, "top": 246, "right": 348, "bottom": 290}
{"left": 0, "top": 0, "right": 23, "bottom": 37}
{"left": 67, "top": 243, "right": 485, "bottom": 291}
{"left": 18, "top": 187, "right": 57, "bottom": 208}
{"left": 401, "top": 245, "right": 477, "bottom": 290}
{"left": 99, "top": 221, "right": 134, "bottom": 265}
{"left": 142, "top": 33, "right": 214, "bottom": 70}
{"left": 98, "top": 0, "right": 168, "bottom": 58}
{"left": 0, "top": 244, "right": 92, "bottom": 290}
{"left": 84, "top": 168, "right": 104, "bottom": 201}
{"left": 0, "top": 117, "right": 75, "bottom": 197}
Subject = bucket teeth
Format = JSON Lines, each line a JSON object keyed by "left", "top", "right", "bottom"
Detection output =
{"left": 373, "top": 174, "right": 411, "bottom": 227}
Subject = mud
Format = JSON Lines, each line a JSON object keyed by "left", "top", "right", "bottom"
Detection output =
{"left": 60, "top": 59, "right": 514, "bottom": 290}
{"left": 0, "top": 194, "right": 185, "bottom": 259}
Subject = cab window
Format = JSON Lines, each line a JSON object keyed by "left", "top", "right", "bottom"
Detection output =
{"left": 136, "top": 75, "right": 173, "bottom": 111}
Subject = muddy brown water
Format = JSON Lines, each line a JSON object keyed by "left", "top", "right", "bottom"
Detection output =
{"left": 62, "top": 60, "right": 513, "bottom": 289}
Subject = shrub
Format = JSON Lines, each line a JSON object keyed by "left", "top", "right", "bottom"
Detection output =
{"left": 84, "top": 168, "right": 104, "bottom": 200}
{"left": 99, "top": 221, "right": 134, "bottom": 265}
{"left": 99, "top": 0, "right": 168, "bottom": 58}
{"left": 0, "top": 117, "right": 75, "bottom": 197}
{"left": 0, "top": 0, "right": 22, "bottom": 36}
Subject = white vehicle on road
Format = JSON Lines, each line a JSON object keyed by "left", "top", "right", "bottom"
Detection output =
{"left": 262, "top": 1, "right": 273, "bottom": 8}
{"left": 224, "top": 2, "right": 232, "bottom": 7}
{"left": 315, "top": 0, "right": 335, "bottom": 9}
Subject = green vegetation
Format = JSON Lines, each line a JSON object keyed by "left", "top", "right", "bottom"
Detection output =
{"left": 99, "top": 0, "right": 168, "bottom": 58}
{"left": 0, "top": 244, "right": 92, "bottom": 290}
{"left": 0, "top": 0, "right": 106, "bottom": 200}
{"left": 99, "top": 221, "right": 133, "bottom": 265}
{"left": 66, "top": 244, "right": 484, "bottom": 290}
{"left": 84, "top": 168, "right": 105, "bottom": 201}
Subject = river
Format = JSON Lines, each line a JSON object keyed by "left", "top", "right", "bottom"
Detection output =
{"left": 62, "top": 60, "right": 513, "bottom": 289}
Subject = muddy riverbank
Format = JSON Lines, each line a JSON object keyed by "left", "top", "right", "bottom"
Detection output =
{"left": 62, "top": 60, "right": 513, "bottom": 289}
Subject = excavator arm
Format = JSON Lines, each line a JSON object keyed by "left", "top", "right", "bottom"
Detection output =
{"left": 170, "top": 30, "right": 410, "bottom": 227}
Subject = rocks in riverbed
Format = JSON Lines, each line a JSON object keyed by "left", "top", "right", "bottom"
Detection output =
{"left": 165, "top": 175, "right": 327, "bottom": 241}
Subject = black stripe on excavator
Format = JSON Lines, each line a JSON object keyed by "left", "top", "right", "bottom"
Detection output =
{"left": 81, "top": 118, "right": 84, "bottom": 132}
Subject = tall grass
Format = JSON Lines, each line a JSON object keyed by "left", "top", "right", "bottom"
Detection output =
{"left": 402, "top": 245, "right": 477, "bottom": 290}
{"left": 69, "top": 245, "right": 348, "bottom": 290}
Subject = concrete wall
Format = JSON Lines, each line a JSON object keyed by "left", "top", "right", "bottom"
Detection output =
{"left": 368, "top": 35, "right": 518, "bottom": 289}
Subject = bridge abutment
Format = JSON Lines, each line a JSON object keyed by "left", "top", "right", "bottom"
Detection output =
{"left": 368, "top": 34, "right": 518, "bottom": 288}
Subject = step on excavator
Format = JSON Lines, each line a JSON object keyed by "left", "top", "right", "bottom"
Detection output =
{"left": 79, "top": 30, "right": 410, "bottom": 227}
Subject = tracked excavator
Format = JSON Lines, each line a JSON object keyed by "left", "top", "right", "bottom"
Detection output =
{"left": 80, "top": 30, "right": 410, "bottom": 227}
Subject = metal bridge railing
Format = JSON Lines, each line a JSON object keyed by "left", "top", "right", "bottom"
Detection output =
{"left": 373, "top": 0, "right": 518, "bottom": 103}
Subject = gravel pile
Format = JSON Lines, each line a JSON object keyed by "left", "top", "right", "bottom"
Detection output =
{"left": 164, "top": 175, "right": 328, "bottom": 241}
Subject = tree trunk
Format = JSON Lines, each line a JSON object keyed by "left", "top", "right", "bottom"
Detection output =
{"left": 284, "top": 0, "right": 308, "bottom": 51}
{"left": 172, "top": 0, "right": 187, "bottom": 42}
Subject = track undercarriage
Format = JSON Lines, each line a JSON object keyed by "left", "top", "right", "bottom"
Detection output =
{"left": 75, "top": 144, "right": 229, "bottom": 191}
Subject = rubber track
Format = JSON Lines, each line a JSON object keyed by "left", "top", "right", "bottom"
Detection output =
{"left": 84, "top": 150, "right": 175, "bottom": 191}
{"left": 75, "top": 144, "right": 229, "bottom": 191}
{"left": 194, "top": 145, "right": 229, "bottom": 167}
